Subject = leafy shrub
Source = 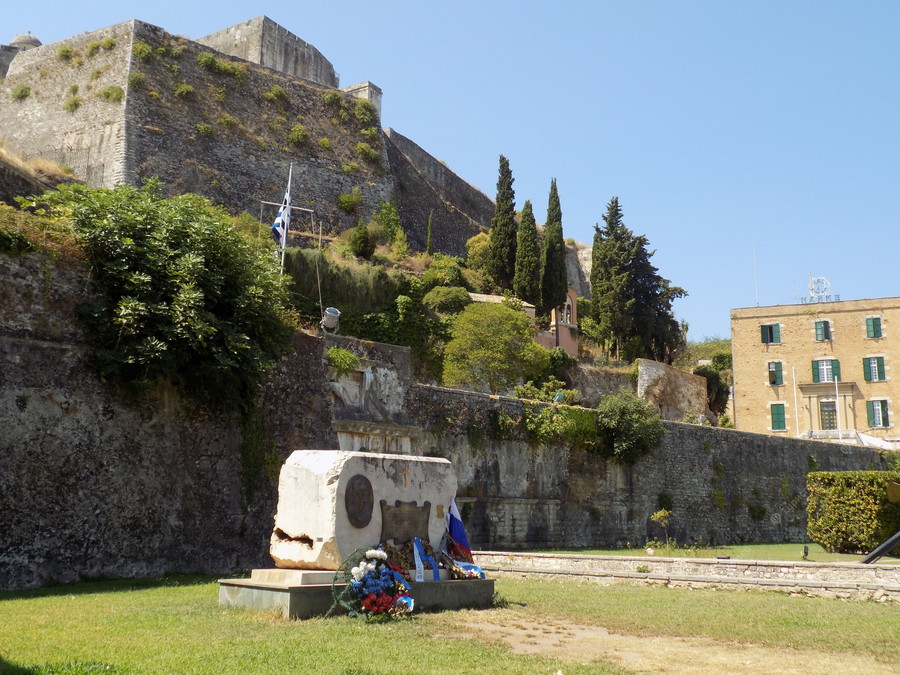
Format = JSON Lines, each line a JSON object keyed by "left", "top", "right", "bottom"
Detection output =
{"left": 326, "top": 346, "right": 360, "bottom": 376}
{"left": 86, "top": 41, "right": 102, "bottom": 57}
{"left": 341, "top": 161, "right": 360, "bottom": 175}
{"left": 336, "top": 187, "right": 364, "bottom": 214}
{"left": 98, "top": 86, "right": 125, "bottom": 103}
{"left": 286, "top": 123, "right": 308, "bottom": 146}
{"left": 38, "top": 181, "right": 293, "bottom": 410}
{"left": 348, "top": 220, "right": 375, "bottom": 259}
{"left": 195, "top": 123, "right": 215, "bottom": 137}
{"left": 422, "top": 253, "right": 468, "bottom": 290}
{"left": 322, "top": 91, "right": 342, "bottom": 107}
{"left": 318, "top": 137, "right": 331, "bottom": 149}
{"left": 167, "top": 44, "right": 183, "bottom": 59}
{"left": 196, "top": 51, "right": 218, "bottom": 71}
{"left": 263, "top": 85, "right": 287, "bottom": 104}
{"left": 360, "top": 126, "right": 380, "bottom": 142}
{"left": 0, "top": 227, "right": 39, "bottom": 255}
{"left": 71, "top": 57, "right": 84, "bottom": 68}
{"left": 423, "top": 286, "right": 471, "bottom": 314}
{"left": 63, "top": 96, "right": 82, "bottom": 112}
{"left": 355, "top": 142, "right": 379, "bottom": 163}
{"left": 807, "top": 471, "right": 900, "bottom": 554}
{"left": 594, "top": 391, "right": 666, "bottom": 464}
{"left": 354, "top": 98, "right": 377, "bottom": 123}
{"left": 167, "top": 63, "right": 181, "bottom": 77}
{"left": 196, "top": 51, "right": 246, "bottom": 81}
{"left": 90, "top": 65, "right": 110, "bottom": 81}
{"left": 548, "top": 346, "right": 577, "bottom": 379}
{"left": 56, "top": 45, "right": 74, "bottom": 61}
{"left": 11, "top": 85, "right": 30, "bottom": 101}
{"left": 514, "top": 377, "right": 578, "bottom": 405}
{"left": 132, "top": 41, "right": 154, "bottom": 62}
{"left": 373, "top": 199, "right": 401, "bottom": 244}
{"left": 217, "top": 113, "right": 237, "bottom": 128}
{"left": 101, "top": 38, "right": 117, "bottom": 50}
{"left": 174, "top": 83, "right": 194, "bottom": 99}
{"left": 69, "top": 84, "right": 79, "bottom": 95}
{"left": 127, "top": 71, "right": 146, "bottom": 89}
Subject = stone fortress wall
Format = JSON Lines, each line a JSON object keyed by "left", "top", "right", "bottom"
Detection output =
{"left": 0, "top": 250, "right": 889, "bottom": 590}
{"left": 0, "top": 18, "right": 497, "bottom": 251}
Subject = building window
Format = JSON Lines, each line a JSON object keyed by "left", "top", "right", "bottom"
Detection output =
{"left": 760, "top": 323, "right": 781, "bottom": 344}
{"left": 768, "top": 361, "right": 783, "bottom": 385}
{"left": 770, "top": 403, "right": 786, "bottom": 431}
{"left": 866, "top": 317, "right": 883, "bottom": 339}
{"left": 863, "top": 356, "right": 886, "bottom": 382}
{"left": 812, "top": 359, "right": 841, "bottom": 383}
{"left": 867, "top": 400, "right": 890, "bottom": 428}
{"left": 815, "top": 320, "right": 831, "bottom": 341}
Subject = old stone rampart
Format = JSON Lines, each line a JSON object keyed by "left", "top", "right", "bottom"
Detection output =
{"left": 0, "top": 249, "right": 890, "bottom": 590}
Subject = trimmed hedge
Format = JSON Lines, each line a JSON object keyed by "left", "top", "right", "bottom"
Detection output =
{"left": 806, "top": 471, "right": 900, "bottom": 554}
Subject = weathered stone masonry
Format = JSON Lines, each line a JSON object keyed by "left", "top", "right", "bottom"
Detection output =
{"left": 0, "top": 250, "right": 889, "bottom": 590}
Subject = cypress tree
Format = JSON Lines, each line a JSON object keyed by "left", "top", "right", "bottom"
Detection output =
{"left": 487, "top": 155, "right": 517, "bottom": 290}
{"left": 513, "top": 200, "right": 540, "bottom": 306}
{"left": 425, "top": 209, "right": 434, "bottom": 256}
{"left": 539, "top": 178, "right": 568, "bottom": 316}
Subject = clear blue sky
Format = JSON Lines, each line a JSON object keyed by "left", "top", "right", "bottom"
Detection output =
{"left": 6, "top": 1, "right": 900, "bottom": 340}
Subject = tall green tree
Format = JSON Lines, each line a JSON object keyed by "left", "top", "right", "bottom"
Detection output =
{"left": 425, "top": 209, "right": 434, "bottom": 255}
{"left": 443, "top": 302, "right": 549, "bottom": 394}
{"left": 540, "top": 178, "right": 568, "bottom": 316}
{"left": 512, "top": 200, "right": 540, "bottom": 305}
{"left": 590, "top": 196, "right": 686, "bottom": 363}
{"left": 487, "top": 155, "right": 517, "bottom": 290}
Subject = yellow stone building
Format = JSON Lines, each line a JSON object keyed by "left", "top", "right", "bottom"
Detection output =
{"left": 731, "top": 297, "right": 900, "bottom": 444}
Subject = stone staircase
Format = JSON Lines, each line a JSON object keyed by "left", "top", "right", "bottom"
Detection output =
{"left": 473, "top": 551, "right": 900, "bottom": 602}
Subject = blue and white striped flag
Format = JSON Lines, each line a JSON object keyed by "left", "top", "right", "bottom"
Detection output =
{"left": 271, "top": 188, "right": 291, "bottom": 248}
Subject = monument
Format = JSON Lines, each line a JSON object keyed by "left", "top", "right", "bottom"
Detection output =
{"left": 219, "top": 450, "right": 493, "bottom": 619}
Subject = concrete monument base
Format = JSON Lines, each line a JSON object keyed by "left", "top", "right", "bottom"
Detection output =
{"left": 218, "top": 568, "right": 494, "bottom": 620}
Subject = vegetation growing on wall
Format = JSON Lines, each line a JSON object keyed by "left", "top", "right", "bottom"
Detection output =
{"left": 33, "top": 180, "right": 294, "bottom": 411}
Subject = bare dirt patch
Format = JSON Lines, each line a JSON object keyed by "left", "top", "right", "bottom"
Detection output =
{"left": 438, "top": 607, "right": 895, "bottom": 674}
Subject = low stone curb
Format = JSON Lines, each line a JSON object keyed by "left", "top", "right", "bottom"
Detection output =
{"left": 474, "top": 552, "right": 900, "bottom": 602}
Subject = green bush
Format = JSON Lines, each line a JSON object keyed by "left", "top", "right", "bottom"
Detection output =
{"left": 360, "top": 126, "right": 380, "bottom": 142}
{"left": 326, "top": 346, "right": 360, "bottom": 376}
{"left": 322, "top": 91, "right": 342, "bottom": 107}
{"left": 127, "top": 71, "right": 146, "bottom": 89}
{"left": 217, "top": 113, "right": 237, "bottom": 128}
{"left": 594, "top": 391, "right": 666, "bottom": 464}
{"left": 355, "top": 142, "right": 379, "bottom": 163}
{"left": 98, "top": 86, "right": 125, "bottom": 103}
{"left": 807, "top": 471, "right": 900, "bottom": 554}
{"left": 286, "top": 123, "right": 308, "bottom": 146}
{"left": 195, "top": 51, "right": 217, "bottom": 71}
{"left": 0, "top": 227, "right": 39, "bottom": 255}
{"left": 11, "top": 85, "right": 30, "bottom": 101}
{"left": 38, "top": 181, "right": 293, "bottom": 410}
{"left": 195, "top": 123, "right": 215, "bottom": 137}
{"left": 341, "top": 161, "right": 360, "bottom": 175}
{"left": 422, "top": 253, "right": 468, "bottom": 290}
{"left": 56, "top": 45, "right": 74, "bottom": 61}
{"left": 174, "top": 83, "right": 194, "bottom": 99}
{"left": 422, "top": 285, "right": 471, "bottom": 314}
{"left": 336, "top": 187, "right": 364, "bottom": 214}
{"left": 63, "top": 96, "right": 82, "bottom": 112}
{"left": 348, "top": 220, "right": 375, "bottom": 259}
{"left": 263, "top": 85, "right": 287, "bottom": 104}
{"left": 354, "top": 98, "right": 377, "bottom": 123}
{"left": 101, "top": 38, "right": 117, "bottom": 50}
{"left": 132, "top": 41, "right": 154, "bottom": 62}
{"left": 86, "top": 41, "right": 102, "bottom": 57}
{"left": 318, "top": 137, "right": 331, "bottom": 149}
{"left": 196, "top": 51, "right": 246, "bottom": 81}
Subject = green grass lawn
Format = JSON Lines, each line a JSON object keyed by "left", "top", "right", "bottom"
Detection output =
{"left": 532, "top": 541, "right": 900, "bottom": 564}
{"left": 1, "top": 574, "right": 897, "bottom": 674}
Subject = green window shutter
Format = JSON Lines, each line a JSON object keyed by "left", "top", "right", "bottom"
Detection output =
{"left": 882, "top": 401, "right": 889, "bottom": 427}
{"left": 867, "top": 400, "right": 876, "bottom": 427}
{"left": 815, "top": 321, "right": 829, "bottom": 341}
{"left": 875, "top": 318, "right": 883, "bottom": 338}
{"left": 832, "top": 360, "right": 841, "bottom": 381}
{"left": 864, "top": 358, "right": 873, "bottom": 382}
{"left": 771, "top": 404, "right": 786, "bottom": 430}
{"left": 877, "top": 357, "right": 885, "bottom": 380}
{"left": 812, "top": 361, "right": 820, "bottom": 383}
{"left": 772, "top": 324, "right": 781, "bottom": 343}
{"left": 866, "top": 317, "right": 874, "bottom": 338}
{"left": 774, "top": 362, "right": 782, "bottom": 385}
{"left": 761, "top": 325, "right": 769, "bottom": 343}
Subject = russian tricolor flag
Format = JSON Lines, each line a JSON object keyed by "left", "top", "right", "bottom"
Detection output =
{"left": 446, "top": 498, "right": 473, "bottom": 562}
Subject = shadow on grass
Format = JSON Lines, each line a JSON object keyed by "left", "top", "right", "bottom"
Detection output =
{"left": 0, "top": 573, "right": 221, "bottom": 601}
{"left": 0, "top": 657, "right": 125, "bottom": 674}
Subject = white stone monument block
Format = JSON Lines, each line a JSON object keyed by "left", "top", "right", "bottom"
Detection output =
{"left": 270, "top": 450, "right": 457, "bottom": 570}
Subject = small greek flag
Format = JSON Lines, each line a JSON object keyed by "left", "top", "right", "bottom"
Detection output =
{"left": 271, "top": 189, "right": 291, "bottom": 248}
